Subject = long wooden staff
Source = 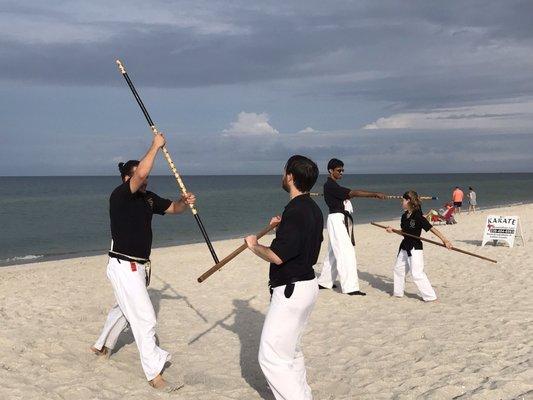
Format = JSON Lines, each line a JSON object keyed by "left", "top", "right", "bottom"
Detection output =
{"left": 310, "top": 193, "right": 438, "bottom": 200}
{"left": 116, "top": 59, "right": 220, "bottom": 263}
{"left": 197, "top": 222, "right": 279, "bottom": 283}
{"left": 386, "top": 195, "right": 438, "bottom": 200}
{"left": 371, "top": 222, "right": 497, "bottom": 263}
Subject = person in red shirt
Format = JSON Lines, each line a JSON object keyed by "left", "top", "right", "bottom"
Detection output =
{"left": 452, "top": 186, "right": 464, "bottom": 214}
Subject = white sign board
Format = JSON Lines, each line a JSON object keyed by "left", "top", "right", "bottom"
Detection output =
{"left": 482, "top": 215, "right": 519, "bottom": 248}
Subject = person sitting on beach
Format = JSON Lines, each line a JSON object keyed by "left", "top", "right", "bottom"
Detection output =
{"left": 386, "top": 191, "right": 453, "bottom": 302}
{"left": 468, "top": 186, "right": 477, "bottom": 213}
{"left": 452, "top": 186, "right": 464, "bottom": 214}
{"left": 90, "top": 132, "right": 195, "bottom": 391}
{"left": 436, "top": 203, "right": 457, "bottom": 225}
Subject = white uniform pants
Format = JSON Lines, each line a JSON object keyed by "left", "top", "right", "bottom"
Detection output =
{"left": 94, "top": 302, "right": 128, "bottom": 351}
{"left": 94, "top": 257, "right": 170, "bottom": 380}
{"left": 317, "top": 213, "right": 359, "bottom": 293}
{"left": 393, "top": 250, "right": 437, "bottom": 301}
{"left": 258, "top": 278, "right": 318, "bottom": 400}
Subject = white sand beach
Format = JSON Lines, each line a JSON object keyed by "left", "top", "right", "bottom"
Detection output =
{"left": 0, "top": 203, "right": 532, "bottom": 400}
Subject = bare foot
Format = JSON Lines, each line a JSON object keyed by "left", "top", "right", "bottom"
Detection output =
{"left": 149, "top": 374, "right": 185, "bottom": 392}
{"left": 90, "top": 346, "right": 110, "bottom": 359}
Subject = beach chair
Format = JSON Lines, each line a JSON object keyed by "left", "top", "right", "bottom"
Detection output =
{"left": 430, "top": 207, "right": 456, "bottom": 225}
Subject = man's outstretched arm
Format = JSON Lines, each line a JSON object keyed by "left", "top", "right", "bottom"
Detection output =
{"left": 349, "top": 189, "right": 386, "bottom": 199}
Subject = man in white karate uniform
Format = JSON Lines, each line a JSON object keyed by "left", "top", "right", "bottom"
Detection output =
{"left": 245, "top": 155, "right": 323, "bottom": 400}
{"left": 90, "top": 132, "right": 195, "bottom": 391}
{"left": 318, "top": 158, "right": 386, "bottom": 296}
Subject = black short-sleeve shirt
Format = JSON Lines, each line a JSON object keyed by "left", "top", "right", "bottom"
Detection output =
{"left": 399, "top": 210, "right": 433, "bottom": 252}
{"left": 269, "top": 194, "right": 324, "bottom": 287}
{"left": 323, "top": 177, "right": 351, "bottom": 213}
{"left": 109, "top": 181, "right": 172, "bottom": 259}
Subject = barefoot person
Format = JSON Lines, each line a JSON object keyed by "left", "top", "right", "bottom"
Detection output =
{"left": 91, "top": 132, "right": 195, "bottom": 391}
{"left": 318, "top": 158, "right": 386, "bottom": 296}
{"left": 386, "top": 191, "right": 452, "bottom": 302}
{"left": 245, "top": 155, "right": 323, "bottom": 400}
{"left": 452, "top": 186, "right": 464, "bottom": 214}
{"left": 468, "top": 186, "right": 477, "bottom": 213}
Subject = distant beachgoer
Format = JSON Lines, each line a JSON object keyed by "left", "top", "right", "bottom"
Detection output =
{"left": 468, "top": 187, "right": 477, "bottom": 213}
{"left": 452, "top": 186, "right": 464, "bottom": 214}
{"left": 386, "top": 191, "right": 453, "bottom": 302}
{"left": 90, "top": 133, "right": 195, "bottom": 391}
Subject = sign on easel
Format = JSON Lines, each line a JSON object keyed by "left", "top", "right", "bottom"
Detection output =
{"left": 482, "top": 215, "right": 524, "bottom": 248}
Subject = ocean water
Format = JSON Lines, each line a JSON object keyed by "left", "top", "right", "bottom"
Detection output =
{"left": 1, "top": 174, "right": 532, "bottom": 266}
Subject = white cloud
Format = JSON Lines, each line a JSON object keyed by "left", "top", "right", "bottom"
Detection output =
{"left": 363, "top": 100, "right": 533, "bottom": 130}
{"left": 222, "top": 111, "right": 279, "bottom": 137}
{"left": 297, "top": 126, "right": 317, "bottom": 134}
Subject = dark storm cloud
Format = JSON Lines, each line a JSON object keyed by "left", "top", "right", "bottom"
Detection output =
{"left": 2, "top": 0, "right": 533, "bottom": 108}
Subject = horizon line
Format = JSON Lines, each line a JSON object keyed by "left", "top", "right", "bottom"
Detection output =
{"left": 1, "top": 171, "right": 533, "bottom": 178}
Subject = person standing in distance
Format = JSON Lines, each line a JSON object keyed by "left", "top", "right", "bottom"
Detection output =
{"left": 468, "top": 186, "right": 477, "bottom": 214}
{"left": 452, "top": 186, "right": 464, "bottom": 214}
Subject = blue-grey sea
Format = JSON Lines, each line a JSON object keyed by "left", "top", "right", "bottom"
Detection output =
{"left": 0, "top": 174, "right": 532, "bottom": 266}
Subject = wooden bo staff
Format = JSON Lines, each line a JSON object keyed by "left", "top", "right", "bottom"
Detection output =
{"left": 116, "top": 59, "right": 220, "bottom": 264}
{"left": 371, "top": 222, "right": 497, "bottom": 263}
{"left": 197, "top": 222, "right": 280, "bottom": 283}
{"left": 310, "top": 193, "right": 438, "bottom": 200}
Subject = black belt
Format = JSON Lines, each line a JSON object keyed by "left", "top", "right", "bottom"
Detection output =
{"left": 269, "top": 271, "right": 316, "bottom": 299}
{"left": 331, "top": 210, "right": 355, "bottom": 246}
{"left": 398, "top": 242, "right": 422, "bottom": 257}
{"left": 108, "top": 251, "right": 149, "bottom": 264}
{"left": 109, "top": 251, "right": 152, "bottom": 286}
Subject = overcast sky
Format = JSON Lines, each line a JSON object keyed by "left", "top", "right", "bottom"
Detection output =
{"left": 1, "top": 0, "right": 533, "bottom": 175}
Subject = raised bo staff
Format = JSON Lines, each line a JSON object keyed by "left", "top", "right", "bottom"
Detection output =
{"left": 116, "top": 59, "right": 220, "bottom": 264}
{"left": 197, "top": 221, "right": 280, "bottom": 283}
{"left": 371, "top": 222, "right": 497, "bottom": 263}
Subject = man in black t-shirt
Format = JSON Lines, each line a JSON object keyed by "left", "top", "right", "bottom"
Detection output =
{"left": 318, "top": 158, "right": 386, "bottom": 296}
{"left": 245, "top": 155, "right": 323, "bottom": 400}
{"left": 91, "top": 133, "right": 195, "bottom": 391}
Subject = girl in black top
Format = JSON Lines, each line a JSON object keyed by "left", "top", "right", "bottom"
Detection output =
{"left": 386, "top": 191, "right": 452, "bottom": 302}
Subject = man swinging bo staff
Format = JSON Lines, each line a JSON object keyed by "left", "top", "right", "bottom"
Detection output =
{"left": 91, "top": 135, "right": 194, "bottom": 391}
{"left": 115, "top": 59, "right": 219, "bottom": 264}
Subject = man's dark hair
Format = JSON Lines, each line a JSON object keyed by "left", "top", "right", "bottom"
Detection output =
{"left": 118, "top": 160, "right": 140, "bottom": 181}
{"left": 327, "top": 158, "right": 344, "bottom": 172}
{"left": 285, "top": 155, "right": 319, "bottom": 192}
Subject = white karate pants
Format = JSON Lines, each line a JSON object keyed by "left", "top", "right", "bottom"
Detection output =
{"left": 393, "top": 250, "right": 437, "bottom": 301}
{"left": 94, "top": 257, "right": 170, "bottom": 380}
{"left": 317, "top": 213, "right": 359, "bottom": 293}
{"left": 258, "top": 278, "right": 318, "bottom": 400}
